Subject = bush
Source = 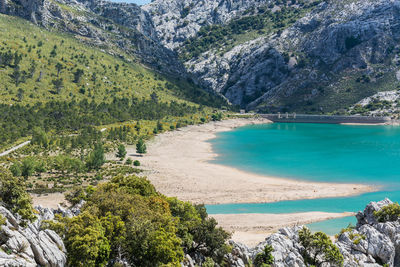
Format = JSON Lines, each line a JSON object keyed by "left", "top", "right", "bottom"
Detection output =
{"left": 10, "top": 162, "right": 22, "bottom": 177}
{"left": 374, "top": 203, "right": 400, "bottom": 222}
{"left": 299, "top": 227, "right": 343, "bottom": 267}
{"left": 254, "top": 244, "right": 274, "bottom": 267}
{"left": 125, "top": 158, "right": 133, "bottom": 165}
{"left": 133, "top": 160, "right": 140, "bottom": 166}
{"left": 116, "top": 144, "right": 127, "bottom": 160}
{"left": 86, "top": 143, "right": 105, "bottom": 170}
{"left": 0, "top": 167, "right": 36, "bottom": 224}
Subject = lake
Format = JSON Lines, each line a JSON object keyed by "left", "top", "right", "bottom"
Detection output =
{"left": 206, "top": 123, "right": 400, "bottom": 234}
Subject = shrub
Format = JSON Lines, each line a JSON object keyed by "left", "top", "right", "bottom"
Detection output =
{"left": 133, "top": 160, "right": 140, "bottom": 166}
{"left": 116, "top": 144, "right": 127, "bottom": 160}
{"left": 125, "top": 158, "right": 133, "bottom": 165}
{"left": 86, "top": 143, "right": 105, "bottom": 170}
{"left": 254, "top": 244, "right": 274, "bottom": 267}
{"left": 374, "top": 203, "right": 400, "bottom": 222}
{"left": 299, "top": 227, "right": 343, "bottom": 267}
{"left": 0, "top": 167, "right": 36, "bottom": 224}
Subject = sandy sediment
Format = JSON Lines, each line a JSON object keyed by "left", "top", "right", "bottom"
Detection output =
{"left": 211, "top": 212, "right": 354, "bottom": 247}
{"left": 132, "top": 118, "right": 374, "bottom": 205}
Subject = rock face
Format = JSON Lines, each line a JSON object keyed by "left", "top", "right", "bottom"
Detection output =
{"left": 143, "top": 0, "right": 269, "bottom": 49}
{"left": 0, "top": 205, "right": 66, "bottom": 267}
{"left": 144, "top": 0, "right": 400, "bottom": 112}
{"left": 216, "top": 199, "right": 400, "bottom": 267}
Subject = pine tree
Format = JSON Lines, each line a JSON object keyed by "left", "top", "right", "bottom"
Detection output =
{"left": 116, "top": 144, "right": 127, "bottom": 161}
{"left": 136, "top": 138, "right": 147, "bottom": 155}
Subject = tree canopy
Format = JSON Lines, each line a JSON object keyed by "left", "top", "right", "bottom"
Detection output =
{"left": 45, "top": 175, "right": 230, "bottom": 266}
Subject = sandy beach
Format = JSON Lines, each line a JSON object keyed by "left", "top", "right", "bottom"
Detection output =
{"left": 31, "top": 118, "right": 375, "bottom": 247}
{"left": 132, "top": 118, "right": 373, "bottom": 205}
{"left": 211, "top": 212, "right": 354, "bottom": 247}
{"left": 126, "top": 118, "right": 373, "bottom": 246}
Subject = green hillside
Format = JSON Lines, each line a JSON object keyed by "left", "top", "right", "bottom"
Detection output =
{"left": 0, "top": 14, "right": 218, "bottom": 106}
{"left": 0, "top": 13, "right": 226, "bottom": 148}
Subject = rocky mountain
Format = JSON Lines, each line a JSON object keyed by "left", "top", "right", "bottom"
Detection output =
{"left": 144, "top": 0, "right": 400, "bottom": 113}
{"left": 2, "top": 0, "right": 399, "bottom": 113}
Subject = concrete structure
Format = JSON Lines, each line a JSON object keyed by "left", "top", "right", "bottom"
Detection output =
{"left": 260, "top": 114, "right": 393, "bottom": 124}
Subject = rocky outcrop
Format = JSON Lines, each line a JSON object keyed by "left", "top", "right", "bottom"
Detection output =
{"left": 349, "top": 91, "right": 400, "bottom": 117}
{"left": 143, "top": 0, "right": 269, "bottom": 49}
{"left": 215, "top": 199, "right": 400, "bottom": 267}
{"left": 144, "top": 0, "right": 400, "bottom": 112}
{"left": 0, "top": 205, "right": 66, "bottom": 267}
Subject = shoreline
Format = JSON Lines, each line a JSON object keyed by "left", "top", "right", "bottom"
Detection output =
{"left": 133, "top": 118, "right": 374, "bottom": 205}
{"left": 211, "top": 212, "right": 354, "bottom": 247}
{"left": 130, "top": 117, "right": 375, "bottom": 246}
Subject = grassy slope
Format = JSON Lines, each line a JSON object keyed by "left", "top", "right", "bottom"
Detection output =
{"left": 0, "top": 13, "right": 211, "bottom": 106}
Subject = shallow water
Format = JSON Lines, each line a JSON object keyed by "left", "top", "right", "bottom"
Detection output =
{"left": 205, "top": 123, "right": 400, "bottom": 234}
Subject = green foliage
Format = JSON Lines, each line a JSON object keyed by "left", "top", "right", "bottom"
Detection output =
{"left": 108, "top": 175, "right": 157, "bottom": 198}
{"left": 0, "top": 167, "right": 35, "bottom": 224}
{"left": 133, "top": 160, "right": 140, "bottom": 166}
{"left": 299, "top": 227, "right": 343, "bottom": 267}
{"left": 0, "top": 215, "right": 6, "bottom": 226}
{"left": 188, "top": 206, "right": 231, "bottom": 262}
{"left": 20, "top": 157, "right": 36, "bottom": 179}
{"left": 125, "top": 158, "right": 133, "bottom": 165}
{"left": 136, "top": 138, "right": 147, "bottom": 155}
{"left": 61, "top": 211, "right": 111, "bottom": 267}
{"left": 86, "top": 143, "right": 105, "bottom": 170}
{"left": 47, "top": 175, "right": 230, "bottom": 266}
{"left": 374, "top": 203, "right": 400, "bottom": 222}
{"left": 211, "top": 112, "right": 223, "bottom": 121}
{"left": 65, "top": 187, "right": 88, "bottom": 205}
{"left": 0, "top": 13, "right": 226, "bottom": 148}
{"left": 254, "top": 244, "right": 274, "bottom": 267}
{"left": 0, "top": 97, "right": 201, "bottom": 147}
{"left": 53, "top": 155, "right": 85, "bottom": 174}
{"left": 31, "top": 127, "right": 49, "bottom": 148}
{"left": 203, "top": 257, "right": 216, "bottom": 267}
{"left": 116, "top": 144, "right": 127, "bottom": 160}
{"left": 10, "top": 162, "right": 22, "bottom": 177}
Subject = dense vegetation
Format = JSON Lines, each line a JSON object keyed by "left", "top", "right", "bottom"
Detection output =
{"left": 45, "top": 175, "right": 231, "bottom": 267}
{"left": 0, "top": 96, "right": 203, "bottom": 147}
{"left": 179, "top": 0, "right": 322, "bottom": 60}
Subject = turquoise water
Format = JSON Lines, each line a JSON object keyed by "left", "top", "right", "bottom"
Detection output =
{"left": 307, "top": 216, "right": 357, "bottom": 236}
{"left": 205, "top": 123, "right": 400, "bottom": 234}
